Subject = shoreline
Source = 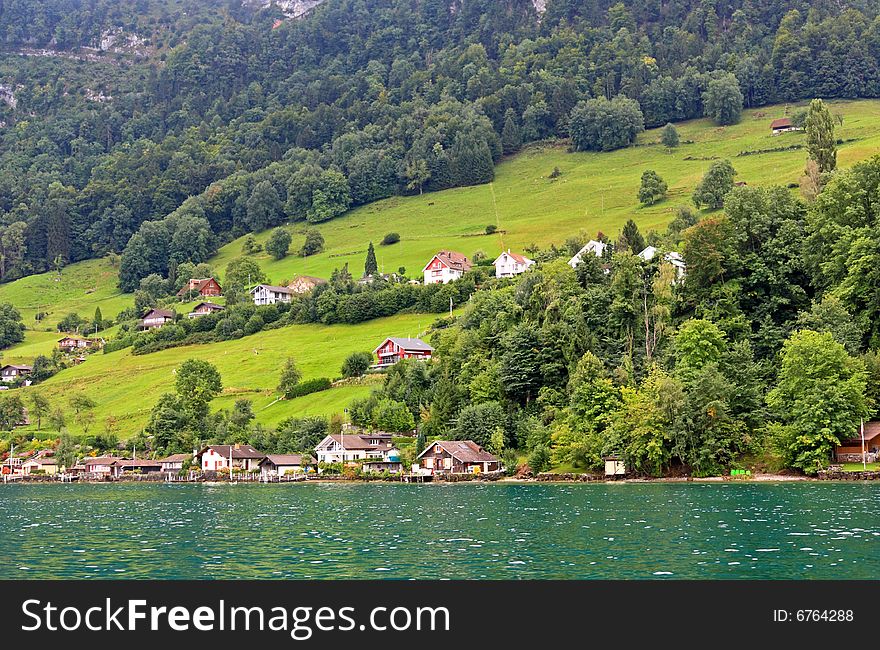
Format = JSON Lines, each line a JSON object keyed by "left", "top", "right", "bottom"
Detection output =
{"left": 4, "top": 472, "right": 877, "bottom": 485}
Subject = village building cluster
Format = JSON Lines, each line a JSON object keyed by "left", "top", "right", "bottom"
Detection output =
{"left": 2, "top": 436, "right": 503, "bottom": 482}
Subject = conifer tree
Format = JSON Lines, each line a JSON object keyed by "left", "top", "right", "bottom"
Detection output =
{"left": 364, "top": 241, "right": 378, "bottom": 277}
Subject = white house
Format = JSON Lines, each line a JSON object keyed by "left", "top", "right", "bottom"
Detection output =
{"left": 568, "top": 240, "right": 608, "bottom": 268}
{"left": 493, "top": 250, "right": 535, "bottom": 278}
{"left": 250, "top": 284, "right": 293, "bottom": 305}
{"left": 638, "top": 246, "right": 686, "bottom": 279}
{"left": 423, "top": 250, "right": 472, "bottom": 284}
{"left": 197, "top": 444, "right": 265, "bottom": 472}
{"left": 314, "top": 433, "right": 394, "bottom": 466}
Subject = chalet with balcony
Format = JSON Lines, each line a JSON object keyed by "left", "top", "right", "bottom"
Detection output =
{"left": 373, "top": 337, "right": 433, "bottom": 368}
{"left": 139, "top": 308, "right": 175, "bottom": 330}
{"left": 0, "top": 364, "right": 32, "bottom": 384}
{"left": 314, "top": 432, "right": 394, "bottom": 465}
{"left": 250, "top": 284, "right": 293, "bottom": 305}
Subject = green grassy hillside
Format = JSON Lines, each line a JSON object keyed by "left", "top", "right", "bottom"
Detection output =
{"left": 15, "top": 311, "right": 436, "bottom": 438}
{"left": 209, "top": 99, "right": 880, "bottom": 284}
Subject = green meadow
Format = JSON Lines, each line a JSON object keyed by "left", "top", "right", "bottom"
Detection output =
{"left": 14, "top": 311, "right": 436, "bottom": 438}
{"left": 2, "top": 99, "right": 880, "bottom": 439}
{"left": 209, "top": 99, "right": 880, "bottom": 285}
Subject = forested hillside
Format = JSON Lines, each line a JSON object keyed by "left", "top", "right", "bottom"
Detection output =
{"left": 2, "top": 0, "right": 880, "bottom": 287}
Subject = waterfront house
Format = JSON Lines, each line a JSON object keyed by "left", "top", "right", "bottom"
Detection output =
{"left": 568, "top": 240, "right": 608, "bottom": 268}
{"left": 0, "top": 364, "right": 32, "bottom": 384}
{"left": 493, "top": 250, "right": 535, "bottom": 278}
{"left": 250, "top": 284, "right": 293, "bottom": 305}
{"left": 835, "top": 421, "right": 880, "bottom": 463}
{"left": 314, "top": 433, "right": 394, "bottom": 465}
{"left": 415, "top": 440, "right": 500, "bottom": 475}
{"left": 288, "top": 275, "right": 328, "bottom": 294}
{"left": 159, "top": 453, "right": 191, "bottom": 474}
{"left": 110, "top": 459, "right": 163, "bottom": 478}
{"left": 197, "top": 444, "right": 265, "bottom": 472}
{"left": 21, "top": 452, "right": 58, "bottom": 476}
{"left": 187, "top": 302, "right": 225, "bottom": 318}
{"left": 82, "top": 456, "right": 121, "bottom": 476}
{"left": 373, "top": 337, "right": 433, "bottom": 368}
{"left": 770, "top": 117, "right": 796, "bottom": 135}
{"left": 423, "top": 251, "right": 472, "bottom": 284}
{"left": 362, "top": 448, "right": 403, "bottom": 474}
{"left": 139, "top": 308, "right": 175, "bottom": 330}
{"left": 258, "top": 454, "right": 310, "bottom": 479}
{"left": 177, "top": 277, "right": 222, "bottom": 299}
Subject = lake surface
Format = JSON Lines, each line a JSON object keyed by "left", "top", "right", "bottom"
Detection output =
{"left": 1, "top": 482, "right": 878, "bottom": 579}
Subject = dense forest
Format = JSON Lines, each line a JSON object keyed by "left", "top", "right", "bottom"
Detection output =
{"left": 2, "top": 0, "right": 880, "bottom": 288}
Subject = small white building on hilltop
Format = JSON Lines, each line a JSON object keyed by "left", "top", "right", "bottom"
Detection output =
{"left": 568, "top": 240, "right": 608, "bottom": 268}
{"left": 493, "top": 250, "right": 535, "bottom": 278}
{"left": 638, "top": 246, "right": 686, "bottom": 279}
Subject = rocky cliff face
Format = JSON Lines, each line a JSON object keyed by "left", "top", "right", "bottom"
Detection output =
{"left": 244, "top": 0, "right": 325, "bottom": 19}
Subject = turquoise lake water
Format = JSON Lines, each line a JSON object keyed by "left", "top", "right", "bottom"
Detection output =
{"left": 1, "top": 482, "right": 878, "bottom": 579}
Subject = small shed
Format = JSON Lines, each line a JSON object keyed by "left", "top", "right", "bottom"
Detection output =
{"left": 603, "top": 456, "right": 626, "bottom": 477}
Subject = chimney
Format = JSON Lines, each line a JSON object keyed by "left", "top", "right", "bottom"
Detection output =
{"left": 234, "top": 443, "right": 240, "bottom": 450}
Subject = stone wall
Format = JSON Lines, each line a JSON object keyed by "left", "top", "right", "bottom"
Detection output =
{"left": 818, "top": 469, "right": 880, "bottom": 480}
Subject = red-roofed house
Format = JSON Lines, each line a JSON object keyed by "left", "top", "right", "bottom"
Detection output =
{"left": 416, "top": 440, "right": 500, "bottom": 475}
{"left": 423, "top": 251, "right": 472, "bottom": 284}
{"left": 493, "top": 249, "right": 535, "bottom": 278}
{"left": 177, "top": 277, "right": 222, "bottom": 299}
{"left": 373, "top": 337, "right": 433, "bottom": 368}
{"left": 770, "top": 118, "right": 795, "bottom": 134}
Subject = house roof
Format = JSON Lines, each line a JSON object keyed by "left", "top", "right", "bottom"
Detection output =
{"left": 260, "top": 454, "right": 309, "bottom": 467}
{"left": 319, "top": 433, "right": 392, "bottom": 450}
{"left": 176, "top": 278, "right": 220, "bottom": 296}
{"left": 191, "top": 302, "right": 224, "bottom": 311}
{"left": 417, "top": 440, "right": 499, "bottom": 463}
{"left": 839, "top": 421, "right": 880, "bottom": 445}
{"left": 250, "top": 284, "right": 293, "bottom": 294}
{"left": 83, "top": 456, "right": 121, "bottom": 466}
{"left": 159, "top": 453, "right": 191, "bottom": 463}
{"left": 112, "top": 459, "right": 163, "bottom": 468}
{"left": 1, "top": 364, "right": 32, "bottom": 372}
{"left": 374, "top": 337, "right": 434, "bottom": 353}
{"left": 494, "top": 250, "right": 533, "bottom": 265}
{"left": 290, "top": 275, "right": 327, "bottom": 285}
{"left": 143, "top": 308, "right": 175, "bottom": 319}
{"left": 569, "top": 240, "right": 607, "bottom": 266}
{"left": 423, "top": 250, "right": 472, "bottom": 273}
{"left": 23, "top": 457, "right": 56, "bottom": 465}
{"left": 200, "top": 444, "right": 265, "bottom": 459}
{"left": 771, "top": 117, "right": 792, "bottom": 129}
